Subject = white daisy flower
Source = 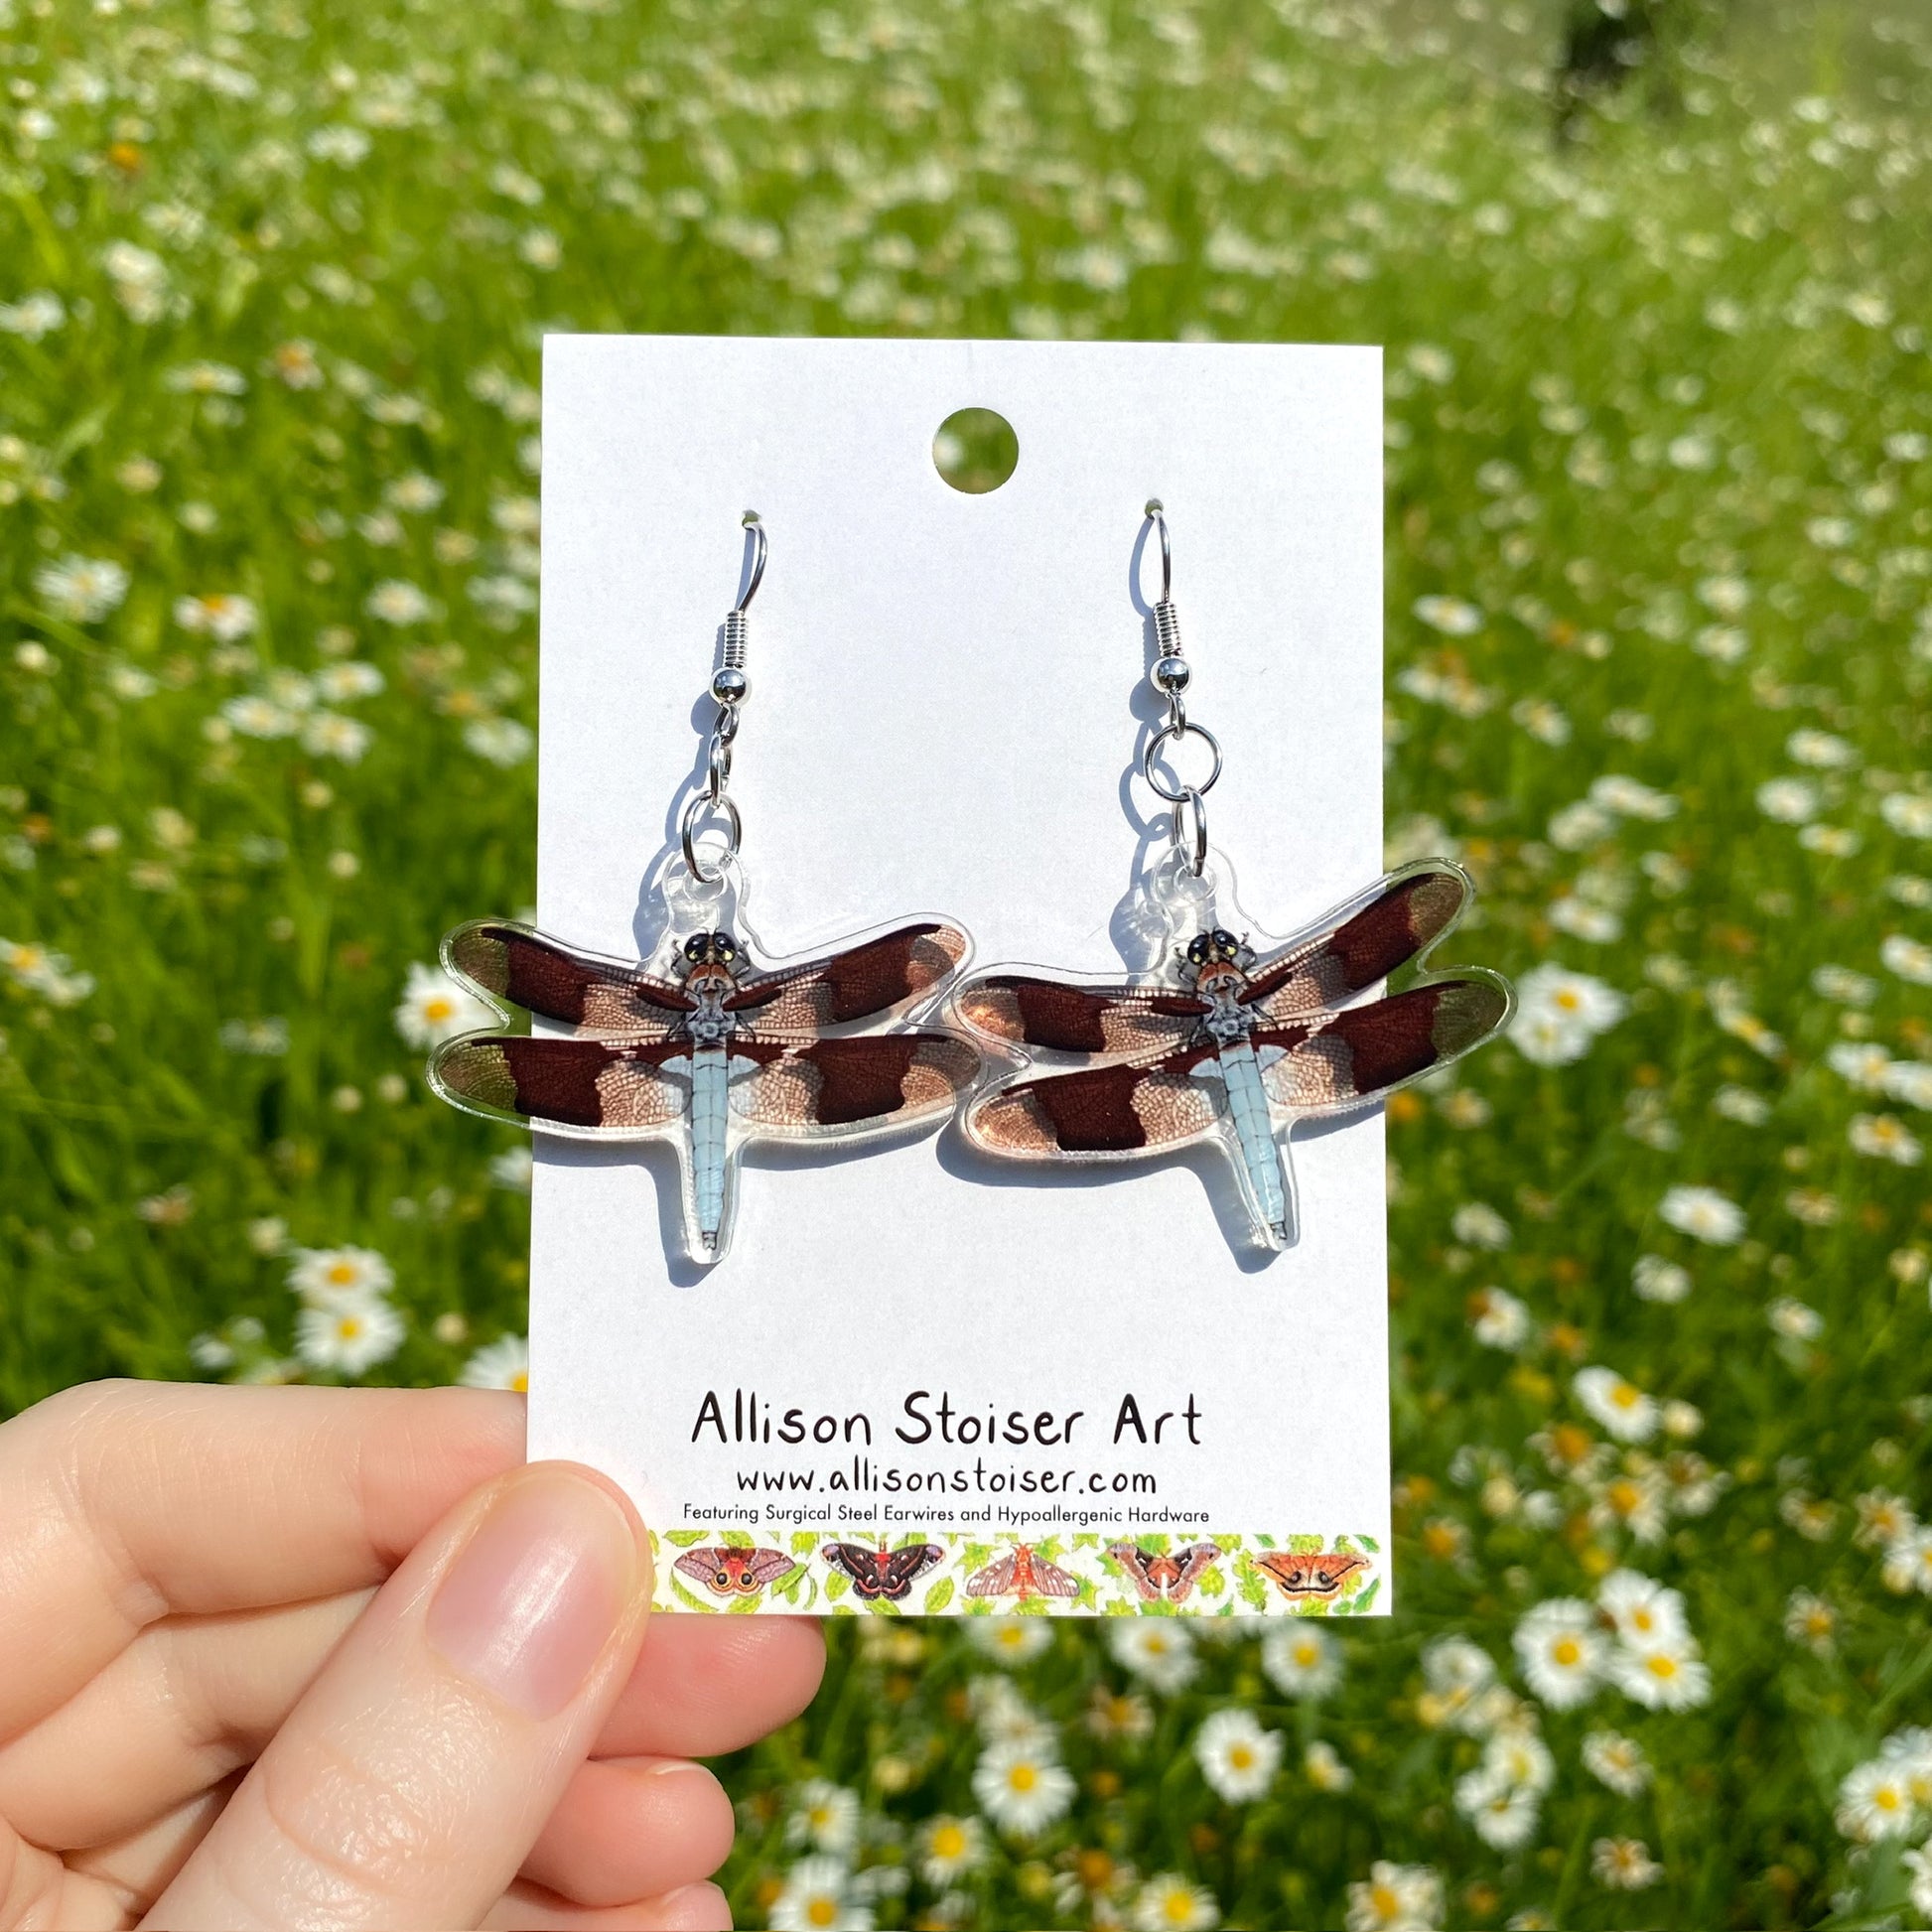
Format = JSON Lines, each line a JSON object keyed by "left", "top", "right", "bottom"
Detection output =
{"left": 1582, "top": 1728, "right": 1651, "bottom": 1797}
{"left": 1411, "top": 593, "right": 1480, "bottom": 634}
{"left": 768, "top": 1856, "right": 873, "bottom": 1932}
{"left": 1508, "top": 963, "right": 1627, "bottom": 1066}
{"left": 1768, "top": 1298, "right": 1822, "bottom": 1340}
{"left": 314, "top": 660, "right": 385, "bottom": 702}
{"left": 1305, "top": 1739, "right": 1353, "bottom": 1791}
{"left": 302, "top": 711, "right": 373, "bottom": 762}
{"left": 1883, "top": 1059, "right": 1932, "bottom": 1110}
{"left": 464, "top": 716, "right": 535, "bottom": 765}
{"left": 1588, "top": 773, "right": 1678, "bottom": 819}
{"left": 1835, "top": 1759, "right": 1919, "bottom": 1842}
{"left": 1192, "top": 1707, "right": 1281, "bottom": 1803}
{"left": 294, "top": 1290, "right": 405, "bottom": 1376}
{"left": 1880, "top": 933, "right": 1932, "bottom": 985}
{"left": 1344, "top": 1860, "right": 1443, "bottom": 1932}
{"left": 1850, "top": 1112, "right": 1923, "bottom": 1166}
{"left": 364, "top": 578, "right": 433, "bottom": 624}
{"left": 458, "top": 1334, "right": 528, "bottom": 1392}
{"left": 1882, "top": 1527, "right": 1932, "bottom": 1595}
{"left": 174, "top": 593, "right": 259, "bottom": 639}
{"left": 966, "top": 1616, "right": 1053, "bottom": 1667}
{"left": 288, "top": 1245, "right": 395, "bottom": 1305}
{"left": 1658, "top": 1183, "right": 1744, "bottom": 1245}
{"left": 384, "top": 471, "right": 446, "bottom": 512}
{"left": 1108, "top": 1617, "right": 1199, "bottom": 1695}
{"left": 785, "top": 1779, "right": 861, "bottom": 1857}
{"left": 1589, "top": 1838, "right": 1662, "bottom": 1889}
{"left": 1755, "top": 777, "right": 1818, "bottom": 824}
{"left": 1595, "top": 1570, "right": 1688, "bottom": 1648}
{"left": 1826, "top": 1041, "right": 1892, "bottom": 1091}
{"left": 1904, "top": 1845, "right": 1932, "bottom": 1920}
{"left": 915, "top": 1815, "right": 985, "bottom": 1887}
{"left": 971, "top": 1736, "right": 1076, "bottom": 1837}
{"left": 1450, "top": 1202, "right": 1511, "bottom": 1250}
{"left": 1261, "top": 1621, "right": 1341, "bottom": 1701}
{"left": 488, "top": 1144, "right": 534, "bottom": 1191}
{"left": 1480, "top": 1726, "right": 1556, "bottom": 1795}
{"left": 34, "top": 554, "right": 129, "bottom": 622}
{"left": 1131, "top": 1873, "right": 1220, "bottom": 1932}
{"left": 394, "top": 961, "right": 492, "bottom": 1048}
{"left": 1513, "top": 1599, "right": 1605, "bottom": 1711}
{"left": 1783, "top": 1589, "right": 1837, "bottom": 1656}
{"left": 1607, "top": 1635, "right": 1711, "bottom": 1711}
{"left": 1456, "top": 1770, "right": 1541, "bottom": 1850}
{"left": 1630, "top": 1254, "right": 1692, "bottom": 1303}
{"left": 1880, "top": 793, "right": 1932, "bottom": 840}
{"left": 1573, "top": 1367, "right": 1658, "bottom": 1444}
{"left": 1468, "top": 1286, "right": 1530, "bottom": 1349}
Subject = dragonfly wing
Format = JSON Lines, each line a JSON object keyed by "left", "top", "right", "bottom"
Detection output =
{"left": 1255, "top": 977, "right": 1508, "bottom": 1115}
{"left": 968, "top": 1043, "right": 1221, "bottom": 1157}
{"left": 724, "top": 922, "right": 968, "bottom": 1033}
{"left": 729, "top": 1034, "right": 979, "bottom": 1136}
{"left": 956, "top": 973, "right": 1203, "bottom": 1055}
{"left": 445, "top": 920, "right": 695, "bottom": 1035}
{"left": 1244, "top": 863, "right": 1473, "bottom": 1021}
{"left": 430, "top": 1034, "right": 690, "bottom": 1133}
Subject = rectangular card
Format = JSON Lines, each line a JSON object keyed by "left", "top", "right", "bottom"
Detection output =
{"left": 527, "top": 334, "right": 1390, "bottom": 1615}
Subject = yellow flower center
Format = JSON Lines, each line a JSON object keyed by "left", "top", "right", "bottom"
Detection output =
{"left": 1555, "top": 989, "right": 1581, "bottom": 1011}
{"left": 1009, "top": 1762, "right": 1038, "bottom": 1793}
{"left": 336, "top": 1315, "right": 363, "bottom": 1340}
{"left": 327, "top": 1261, "right": 357, "bottom": 1285}
{"left": 1295, "top": 1641, "right": 1317, "bottom": 1667}
{"left": 424, "top": 997, "right": 454, "bottom": 1021}
{"left": 1371, "top": 1885, "right": 1399, "bottom": 1918}
{"left": 931, "top": 1824, "right": 966, "bottom": 1860}
{"left": 1631, "top": 1607, "right": 1655, "bottom": 1631}
{"left": 509, "top": 1369, "right": 529, "bottom": 1392}
{"left": 1164, "top": 1893, "right": 1195, "bottom": 1926}
{"left": 1229, "top": 1744, "right": 1254, "bottom": 1770}
{"left": 806, "top": 1899, "right": 837, "bottom": 1928}
{"left": 1610, "top": 1382, "right": 1639, "bottom": 1409}
{"left": 1552, "top": 1636, "right": 1582, "bottom": 1667}
{"left": 1646, "top": 1653, "right": 1678, "bottom": 1680}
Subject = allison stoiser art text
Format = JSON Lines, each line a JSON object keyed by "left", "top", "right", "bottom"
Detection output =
{"left": 690, "top": 1387, "right": 1205, "bottom": 1449}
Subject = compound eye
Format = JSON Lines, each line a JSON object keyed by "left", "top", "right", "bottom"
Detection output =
{"left": 1213, "top": 929, "right": 1237, "bottom": 952}
{"left": 716, "top": 935, "right": 737, "bottom": 960}
{"left": 684, "top": 935, "right": 707, "bottom": 961}
{"left": 1186, "top": 939, "right": 1205, "bottom": 962}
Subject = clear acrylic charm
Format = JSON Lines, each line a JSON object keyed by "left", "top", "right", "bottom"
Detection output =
{"left": 430, "top": 863, "right": 980, "bottom": 1265}
{"left": 953, "top": 852, "right": 1513, "bottom": 1255}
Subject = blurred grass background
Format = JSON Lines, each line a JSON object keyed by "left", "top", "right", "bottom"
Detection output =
{"left": 2, "top": 0, "right": 1930, "bottom": 1926}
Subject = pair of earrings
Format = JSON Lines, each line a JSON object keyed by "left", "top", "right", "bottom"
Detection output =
{"left": 428, "top": 504, "right": 1512, "bottom": 1265}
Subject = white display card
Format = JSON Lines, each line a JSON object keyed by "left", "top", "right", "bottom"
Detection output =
{"left": 527, "top": 335, "right": 1391, "bottom": 1617}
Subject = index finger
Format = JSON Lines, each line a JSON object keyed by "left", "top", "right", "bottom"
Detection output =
{"left": 0, "top": 1380, "right": 524, "bottom": 1741}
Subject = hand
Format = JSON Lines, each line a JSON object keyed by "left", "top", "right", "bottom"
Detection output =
{"left": 0, "top": 1381, "right": 824, "bottom": 1929}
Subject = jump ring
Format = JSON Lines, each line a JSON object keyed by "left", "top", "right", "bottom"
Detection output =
{"left": 1172, "top": 786, "right": 1208, "bottom": 876}
{"left": 680, "top": 790, "right": 743, "bottom": 883}
{"left": 1141, "top": 719, "right": 1223, "bottom": 803}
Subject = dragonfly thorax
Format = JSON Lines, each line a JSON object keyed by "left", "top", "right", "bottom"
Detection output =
{"left": 1199, "top": 983, "right": 1255, "bottom": 1045}
{"left": 676, "top": 930, "right": 745, "bottom": 1046}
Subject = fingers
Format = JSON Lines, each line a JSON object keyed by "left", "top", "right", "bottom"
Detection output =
{"left": 596, "top": 1617, "right": 826, "bottom": 1758}
{"left": 141, "top": 1462, "right": 652, "bottom": 1932}
{"left": 0, "top": 1381, "right": 524, "bottom": 1740}
{"left": 0, "top": 1591, "right": 369, "bottom": 1850}
{"left": 523, "top": 1759, "right": 732, "bottom": 1909}
{"left": 481, "top": 1879, "right": 731, "bottom": 1931}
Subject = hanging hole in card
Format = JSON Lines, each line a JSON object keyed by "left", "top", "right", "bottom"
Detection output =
{"left": 932, "top": 406, "right": 1020, "bottom": 493}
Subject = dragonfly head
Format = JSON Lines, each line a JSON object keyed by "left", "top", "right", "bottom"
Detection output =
{"left": 679, "top": 929, "right": 742, "bottom": 979}
{"left": 1179, "top": 926, "right": 1253, "bottom": 985}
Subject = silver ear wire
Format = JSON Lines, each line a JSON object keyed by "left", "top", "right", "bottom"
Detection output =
{"left": 681, "top": 513, "right": 763, "bottom": 883}
{"left": 1139, "top": 500, "right": 1221, "bottom": 878}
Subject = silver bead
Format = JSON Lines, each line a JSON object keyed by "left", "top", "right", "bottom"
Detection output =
{"left": 1152, "top": 654, "right": 1190, "bottom": 694}
{"left": 711, "top": 667, "right": 749, "bottom": 704}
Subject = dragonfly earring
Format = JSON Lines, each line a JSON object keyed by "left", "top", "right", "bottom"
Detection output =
{"left": 953, "top": 500, "right": 1513, "bottom": 1254}
{"left": 427, "top": 512, "right": 980, "bottom": 1265}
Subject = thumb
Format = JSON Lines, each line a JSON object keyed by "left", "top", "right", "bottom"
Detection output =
{"left": 142, "top": 1461, "right": 654, "bottom": 1932}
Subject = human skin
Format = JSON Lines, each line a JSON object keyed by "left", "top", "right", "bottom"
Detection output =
{"left": 0, "top": 1381, "right": 826, "bottom": 1929}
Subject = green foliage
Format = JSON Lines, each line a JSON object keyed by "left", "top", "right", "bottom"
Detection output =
{"left": 1, "top": 1, "right": 1929, "bottom": 1927}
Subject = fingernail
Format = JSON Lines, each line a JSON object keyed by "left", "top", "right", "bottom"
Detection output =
{"left": 426, "top": 1466, "right": 642, "bottom": 1718}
